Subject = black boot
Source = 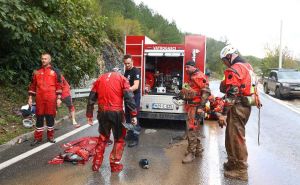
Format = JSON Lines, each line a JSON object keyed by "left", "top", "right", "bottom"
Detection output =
{"left": 125, "top": 130, "right": 134, "bottom": 141}
{"left": 127, "top": 134, "right": 139, "bottom": 147}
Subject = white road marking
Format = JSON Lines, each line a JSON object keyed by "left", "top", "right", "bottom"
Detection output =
{"left": 0, "top": 120, "right": 98, "bottom": 171}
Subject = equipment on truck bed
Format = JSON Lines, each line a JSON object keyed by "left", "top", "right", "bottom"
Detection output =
{"left": 125, "top": 35, "right": 206, "bottom": 121}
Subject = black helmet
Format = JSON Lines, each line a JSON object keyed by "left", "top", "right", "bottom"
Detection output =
{"left": 139, "top": 159, "right": 149, "bottom": 169}
{"left": 185, "top": 60, "right": 196, "bottom": 67}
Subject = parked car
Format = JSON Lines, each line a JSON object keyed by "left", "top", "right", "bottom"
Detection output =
{"left": 263, "top": 68, "right": 300, "bottom": 99}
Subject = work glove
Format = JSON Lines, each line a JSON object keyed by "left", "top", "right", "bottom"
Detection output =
{"left": 131, "top": 117, "right": 137, "bottom": 125}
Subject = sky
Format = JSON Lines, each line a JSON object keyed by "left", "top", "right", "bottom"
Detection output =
{"left": 133, "top": 0, "right": 300, "bottom": 59}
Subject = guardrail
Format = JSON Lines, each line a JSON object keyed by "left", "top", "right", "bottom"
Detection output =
{"left": 71, "top": 88, "right": 91, "bottom": 98}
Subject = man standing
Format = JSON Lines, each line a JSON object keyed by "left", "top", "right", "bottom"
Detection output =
{"left": 61, "top": 75, "right": 80, "bottom": 128}
{"left": 28, "top": 53, "right": 62, "bottom": 146}
{"left": 218, "top": 45, "right": 260, "bottom": 181}
{"left": 123, "top": 54, "right": 141, "bottom": 147}
{"left": 86, "top": 70, "right": 137, "bottom": 173}
{"left": 181, "top": 61, "right": 210, "bottom": 163}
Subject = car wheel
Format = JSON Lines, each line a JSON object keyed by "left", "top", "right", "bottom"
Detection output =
{"left": 263, "top": 84, "right": 269, "bottom": 94}
{"left": 275, "top": 87, "right": 282, "bottom": 99}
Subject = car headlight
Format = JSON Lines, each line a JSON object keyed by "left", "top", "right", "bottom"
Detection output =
{"left": 282, "top": 83, "right": 290, "bottom": 87}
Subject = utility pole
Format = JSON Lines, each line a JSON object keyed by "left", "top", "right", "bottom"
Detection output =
{"left": 279, "top": 20, "right": 283, "bottom": 68}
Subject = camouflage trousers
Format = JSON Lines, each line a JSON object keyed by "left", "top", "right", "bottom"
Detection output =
{"left": 187, "top": 128, "right": 203, "bottom": 154}
{"left": 186, "top": 105, "right": 203, "bottom": 154}
{"left": 225, "top": 103, "right": 251, "bottom": 170}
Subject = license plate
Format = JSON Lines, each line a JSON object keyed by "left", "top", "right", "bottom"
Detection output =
{"left": 152, "top": 103, "right": 174, "bottom": 110}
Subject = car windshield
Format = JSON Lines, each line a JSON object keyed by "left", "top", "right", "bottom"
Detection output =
{"left": 278, "top": 71, "right": 300, "bottom": 79}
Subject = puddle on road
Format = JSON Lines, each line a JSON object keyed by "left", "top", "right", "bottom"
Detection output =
{"left": 164, "top": 139, "right": 202, "bottom": 185}
{"left": 3, "top": 163, "right": 92, "bottom": 185}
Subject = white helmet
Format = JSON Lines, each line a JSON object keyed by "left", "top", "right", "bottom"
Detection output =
{"left": 23, "top": 119, "right": 34, "bottom": 128}
{"left": 220, "top": 45, "right": 238, "bottom": 59}
{"left": 112, "top": 67, "right": 121, "bottom": 73}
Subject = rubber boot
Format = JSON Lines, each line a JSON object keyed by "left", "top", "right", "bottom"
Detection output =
{"left": 31, "top": 128, "right": 43, "bottom": 146}
{"left": 92, "top": 135, "right": 107, "bottom": 171}
{"left": 111, "top": 163, "right": 124, "bottom": 173}
{"left": 182, "top": 153, "right": 195, "bottom": 164}
{"left": 110, "top": 138, "right": 125, "bottom": 172}
{"left": 223, "top": 161, "right": 236, "bottom": 171}
{"left": 224, "top": 169, "right": 248, "bottom": 181}
{"left": 47, "top": 127, "right": 56, "bottom": 143}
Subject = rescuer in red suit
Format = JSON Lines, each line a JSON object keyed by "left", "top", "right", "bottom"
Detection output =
{"left": 61, "top": 75, "right": 80, "bottom": 128}
{"left": 218, "top": 45, "right": 261, "bottom": 181}
{"left": 28, "top": 53, "right": 62, "bottom": 146}
{"left": 181, "top": 60, "right": 211, "bottom": 164}
{"left": 86, "top": 71, "right": 137, "bottom": 173}
{"left": 206, "top": 95, "right": 225, "bottom": 120}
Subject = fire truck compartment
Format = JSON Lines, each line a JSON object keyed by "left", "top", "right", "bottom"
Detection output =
{"left": 144, "top": 55, "right": 184, "bottom": 95}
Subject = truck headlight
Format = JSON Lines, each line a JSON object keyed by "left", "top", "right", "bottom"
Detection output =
{"left": 282, "top": 83, "right": 290, "bottom": 87}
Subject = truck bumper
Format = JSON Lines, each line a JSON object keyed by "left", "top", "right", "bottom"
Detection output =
{"left": 140, "top": 111, "right": 187, "bottom": 121}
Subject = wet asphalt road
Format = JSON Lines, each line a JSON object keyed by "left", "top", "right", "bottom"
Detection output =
{"left": 1, "top": 81, "right": 300, "bottom": 185}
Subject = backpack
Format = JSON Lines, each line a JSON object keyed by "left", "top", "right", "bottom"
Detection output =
{"left": 232, "top": 63, "right": 262, "bottom": 108}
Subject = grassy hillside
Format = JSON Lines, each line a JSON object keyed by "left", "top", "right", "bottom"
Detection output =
{"left": 0, "top": 85, "right": 29, "bottom": 144}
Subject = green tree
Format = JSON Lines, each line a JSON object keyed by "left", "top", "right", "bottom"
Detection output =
{"left": 243, "top": 55, "right": 262, "bottom": 74}
{"left": 100, "top": 0, "right": 183, "bottom": 45}
{"left": 261, "top": 45, "right": 300, "bottom": 75}
{"left": 0, "top": 0, "right": 107, "bottom": 86}
{"left": 112, "top": 14, "right": 143, "bottom": 36}
{"left": 205, "top": 38, "right": 227, "bottom": 78}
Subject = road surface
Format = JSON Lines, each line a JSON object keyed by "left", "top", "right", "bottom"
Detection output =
{"left": 1, "top": 81, "right": 300, "bottom": 185}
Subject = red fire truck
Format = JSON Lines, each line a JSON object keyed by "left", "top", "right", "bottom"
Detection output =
{"left": 125, "top": 35, "right": 206, "bottom": 120}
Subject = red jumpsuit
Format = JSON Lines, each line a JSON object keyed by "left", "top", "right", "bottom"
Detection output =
{"left": 185, "top": 70, "right": 210, "bottom": 155}
{"left": 28, "top": 66, "right": 62, "bottom": 141}
{"left": 48, "top": 137, "right": 98, "bottom": 165}
{"left": 221, "top": 60, "right": 253, "bottom": 173}
{"left": 86, "top": 72, "right": 137, "bottom": 173}
{"left": 61, "top": 75, "right": 71, "bottom": 99}
{"left": 207, "top": 96, "right": 224, "bottom": 120}
{"left": 61, "top": 76, "right": 75, "bottom": 112}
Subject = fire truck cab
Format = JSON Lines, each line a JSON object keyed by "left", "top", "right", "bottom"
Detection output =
{"left": 125, "top": 35, "right": 206, "bottom": 121}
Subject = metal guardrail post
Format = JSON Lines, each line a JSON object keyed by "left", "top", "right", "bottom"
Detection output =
{"left": 71, "top": 88, "right": 91, "bottom": 98}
